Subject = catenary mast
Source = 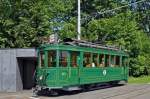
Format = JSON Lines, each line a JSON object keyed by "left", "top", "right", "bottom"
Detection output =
{"left": 77, "top": 0, "right": 81, "bottom": 40}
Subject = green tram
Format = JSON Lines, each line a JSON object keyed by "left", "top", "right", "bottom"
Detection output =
{"left": 34, "top": 39, "right": 129, "bottom": 95}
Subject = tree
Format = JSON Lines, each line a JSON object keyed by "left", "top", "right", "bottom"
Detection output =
{"left": 0, "top": 0, "right": 75, "bottom": 47}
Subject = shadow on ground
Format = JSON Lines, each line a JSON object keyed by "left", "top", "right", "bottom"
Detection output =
{"left": 37, "top": 84, "right": 123, "bottom": 97}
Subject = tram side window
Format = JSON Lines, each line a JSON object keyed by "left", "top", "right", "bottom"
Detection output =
{"left": 115, "top": 56, "right": 120, "bottom": 66}
{"left": 99, "top": 54, "right": 105, "bottom": 67}
{"left": 59, "top": 51, "right": 68, "bottom": 67}
{"left": 48, "top": 50, "right": 56, "bottom": 67}
{"left": 105, "top": 55, "right": 110, "bottom": 67}
{"left": 83, "top": 52, "right": 91, "bottom": 67}
{"left": 92, "top": 53, "right": 98, "bottom": 67}
{"left": 122, "top": 56, "right": 127, "bottom": 66}
{"left": 39, "top": 52, "right": 44, "bottom": 67}
{"left": 71, "top": 52, "right": 78, "bottom": 67}
{"left": 110, "top": 55, "right": 115, "bottom": 67}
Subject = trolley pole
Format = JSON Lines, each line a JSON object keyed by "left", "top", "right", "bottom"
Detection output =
{"left": 77, "top": 0, "right": 81, "bottom": 40}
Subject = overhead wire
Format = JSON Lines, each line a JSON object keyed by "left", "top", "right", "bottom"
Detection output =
{"left": 82, "top": 0, "right": 149, "bottom": 22}
{"left": 97, "top": 0, "right": 148, "bottom": 15}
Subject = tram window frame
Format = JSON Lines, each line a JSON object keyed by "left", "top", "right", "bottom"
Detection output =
{"left": 70, "top": 51, "right": 78, "bottom": 67}
{"left": 39, "top": 51, "right": 45, "bottom": 68}
{"left": 83, "top": 52, "right": 92, "bottom": 67}
{"left": 59, "top": 51, "right": 68, "bottom": 67}
{"left": 48, "top": 50, "right": 56, "bottom": 67}
{"left": 92, "top": 53, "right": 99, "bottom": 67}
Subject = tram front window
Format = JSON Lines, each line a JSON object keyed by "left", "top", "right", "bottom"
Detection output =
{"left": 39, "top": 51, "right": 44, "bottom": 68}
{"left": 48, "top": 50, "right": 56, "bottom": 67}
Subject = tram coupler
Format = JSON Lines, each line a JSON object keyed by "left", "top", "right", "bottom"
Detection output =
{"left": 32, "top": 86, "right": 40, "bottom": 97}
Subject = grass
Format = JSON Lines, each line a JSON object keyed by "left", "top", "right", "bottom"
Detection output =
{"left": 128, "top": 76, "right": 150, "bottom": 84}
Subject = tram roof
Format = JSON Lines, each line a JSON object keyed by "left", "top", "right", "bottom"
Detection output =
{"left": 38, "top": 43, "right": 128, "bottom": 56}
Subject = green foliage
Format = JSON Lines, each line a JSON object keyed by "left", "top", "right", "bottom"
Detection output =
{"left": 84, "top": 11, "right": 150, "bottom": 77}
{"left": 0, "top": 0, "right": 75, "bottom": 47}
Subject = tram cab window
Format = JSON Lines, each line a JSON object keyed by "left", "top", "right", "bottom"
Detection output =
{"left": 48, "top": 50, "right": 56, "bottom": 67}
{"left": 115, "top": 56, "right": 120, "bottom": 66}
{"left": 59, "top": 51, "right": 68, "bottom": 67}
{"left": 39, "top": 51, "right": 44, "bottom": 68}
{"left": 105, "top": 55, "right": 110, "bottom": 67}
{"left": 71, "top": 52, "right": 78, "bottom": 67}
{"left": 83, "top": 52, "right": 91, "bottom": 67}
{"left": 92, "top": 53, "right": 98, "bottom": 67}
{"left": 99, "top": 54, "right": 105, "bottom": 67}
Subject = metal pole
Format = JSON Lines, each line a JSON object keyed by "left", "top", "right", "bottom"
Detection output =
{"left": 77, "top": 0, "right": 81, "bottom": 40}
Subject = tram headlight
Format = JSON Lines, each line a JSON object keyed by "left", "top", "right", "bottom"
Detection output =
{"left": 39, "top": 75, "right": 43, "bottom": 80}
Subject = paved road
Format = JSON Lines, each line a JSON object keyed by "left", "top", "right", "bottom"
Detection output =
{"left": 0, "top": 84, "right": 150, "bottom": 99}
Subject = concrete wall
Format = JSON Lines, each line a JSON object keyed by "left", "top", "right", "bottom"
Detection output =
{"left": 0, "top": 48, "right": 36, "bottom": 92}
{"left": 16, "top": 58, "right": 23, "bottom": 92}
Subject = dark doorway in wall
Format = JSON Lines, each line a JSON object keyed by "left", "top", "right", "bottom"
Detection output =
{"left": 17, "top": 57, "right": 37, "bottom": 89}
